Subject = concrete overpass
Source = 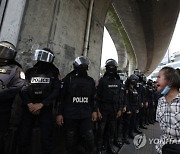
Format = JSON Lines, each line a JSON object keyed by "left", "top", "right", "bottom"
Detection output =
{"left": 0, "top": 0, "right": 179, "bottom": 79}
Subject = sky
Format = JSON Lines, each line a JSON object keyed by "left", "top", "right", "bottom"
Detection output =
{"left": 101, "top": 28, "right": 118, "bottom": 67}
{"left": 169, "top": 13, "right": 180, "bottom": 55}
{"left": 101, "top": 13, "right": 180, "bottom": 67}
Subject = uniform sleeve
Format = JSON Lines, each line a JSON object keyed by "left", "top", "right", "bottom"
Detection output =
{"left": 117, "top": 83, "right": 123, "bottom": 111}
{"left": 20, "top": 69, "right": 33, "bottom": 105}
{"left": 96, "top": 78, "right": 103, "bottom": 108}
{"left": 125, "top": 89, "right": 131, "bottom": 112}
{"left": 0, "top": 67, "right": 25, "bottom": 99}
{"left": 91, "top": 80, "right": 97, "bottom": 112}
{"left": 57, "top": 77, "right": 68, "bottom": 115}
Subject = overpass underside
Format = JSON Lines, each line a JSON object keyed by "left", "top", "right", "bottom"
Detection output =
{"left": 107, "top": 0, "right": 180, "bottom": 75}
{"left": 0, "top": 0, "right": 179, "bottom": 78}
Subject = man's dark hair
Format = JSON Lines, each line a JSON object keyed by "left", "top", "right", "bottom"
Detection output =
{"left": 161, "top": 67, "right": 180, "bottom": 89}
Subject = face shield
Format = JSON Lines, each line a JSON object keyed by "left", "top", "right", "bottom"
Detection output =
{"left": 118, "top": 73, "right": 127, "bottom": 81}
{"left": 34, "top": 49, "right": 54, "bottom": 63}
{"left": 73, "top": 56, "right": 89, "bottom": 70}
{"left": 0, "top": 46, "right": 16, "bottom": 60}
{"left": 134, "top": 69, "right": 140, "bottom": 76}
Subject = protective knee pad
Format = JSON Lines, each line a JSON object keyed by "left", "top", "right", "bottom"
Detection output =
{"left": 108, "top": 121, "right": 116, "bottom": 139}
{"left": 82, "top": 130, "right": 94, "bottom": 152}
{"left": 66, "top": 131, "right": 75, "bottom": 148}
{"left": 96, "top": 122, "right": 106, "bottom": 147}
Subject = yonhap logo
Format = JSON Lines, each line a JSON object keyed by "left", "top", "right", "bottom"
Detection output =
{"left": 133, "top": 134, "right": 146, "bottom": 149}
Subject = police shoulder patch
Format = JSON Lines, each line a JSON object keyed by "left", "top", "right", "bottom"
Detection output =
{"left": 0, "top": 68, "right": 7, "bottom": 73}
{"left": 20, "top": 71, "right": 25, "bottom": 79}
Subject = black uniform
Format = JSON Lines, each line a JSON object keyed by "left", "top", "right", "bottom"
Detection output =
{"left": 139, "top": 83, "right": 147, "bottom": 128}
{"left": 19, "top": 62, "right": 60, "bottom": 154}
{"left": 57, "top": 70, "right": 96, "bottom": 154}
{"left": 135, "top": 82, "right": 144, "bottom": 131}
{"left": 96, "top": 72, "right": 122, "bottom": 153}
{"left": 115, "top": 80, "right": 125, "bottom": 146}
{"left": 146, "top": 85, "right": 155, "bottom": 124}
{"left": 126, "top": 87, "right": 138, "bottom": 137}
{"left": 0, "top": 61, "right": 24, "bottom": 153}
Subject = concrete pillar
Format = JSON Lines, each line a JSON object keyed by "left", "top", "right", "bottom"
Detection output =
{"left": 0, "top": 0, "right": 27, "bottom": 46}
{"left": 17, "top": 0, "right": 113, "bottom": 80}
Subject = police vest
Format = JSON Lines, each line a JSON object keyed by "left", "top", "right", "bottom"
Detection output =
{"left": 27, "top": 69, "right": 54, "bottom": 100}
{"left": 67, "top": 76, "right": 94, "bottom": 104}
{"left": 101, "top": 76, "right": 121, "bottom": 103}
{"left": 127, "top": 88, "right": 138, "bottom": 106}
{"left": 0, "top": 65, "right": 18, "bottom": 89}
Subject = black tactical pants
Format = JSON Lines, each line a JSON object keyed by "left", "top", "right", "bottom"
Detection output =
{"left": 129, "top": 109, "right": 136, "bottom": 136}
{"left": 97, "top": 104, "right": 116, "bottom": 151}
{"left": 64, "top": 118, "right": 94, "bottom": 154}
{"left": 139, "top": 106, "right": 145, "bottom": 126}
{"left": 122, "top": 112, "right": 131, "bottom": 140}
{"left": 0, "top": 102, "right": 12, "bottom": 153}
{"left": 19, "top": 106, "right": 53, "bottom": 154}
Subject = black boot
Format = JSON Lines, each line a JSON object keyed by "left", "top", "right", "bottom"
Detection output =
{"left": 96, "top": 148, "right": 103, "bottom": 154}
{"left": 108, "top": 139, "right": 117, "bottom": 154}
{"left": 134, "top": 128, "right": 142, "bottom": 134}
{"left": 140, "top": 125, "right": 147, "bottom": 129}
{"left": 115, "top": 138, "right": 123, "bottom": 148}
{"left": 122, "top": 138, "right": 130, "bottom": 144}
{"left": 128, "top": 133, "right": 134, "bottom": 139}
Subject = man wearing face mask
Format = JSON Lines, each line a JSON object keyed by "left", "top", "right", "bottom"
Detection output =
{"left": 56, "top": 56, "right": 97, "bottom": 154}
{"left": 146, "top": 79, "right": 155, "bottom": 124}
{"left": 19, "top": 48, "right": 60, "bottom": 154}
{"left": 133, "top": 69, "right": 145, "bottom": 134}
{"left": 114, "top": 70, "right": 127, "bottom": 148}
{"left": 123, "top": 74, "right": 139, "bottom": 141}
{"left": 0, "top": 41, "right": 25, "bottom": 153}
{"left": 96, "top": 59, "right": 122, "bottom": 154}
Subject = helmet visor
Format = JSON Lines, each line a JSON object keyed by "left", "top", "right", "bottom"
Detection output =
{"left": 0, "top": 46, "right": 15, "bottom": 60}
{"left": 118, "top": 73, "right": 127, "bottom": 81}
{"left": 134, "top": 70, "right": 140, "bottom": 76}
{"left": 34, "top": 49, "right": 54, "bottom": 63}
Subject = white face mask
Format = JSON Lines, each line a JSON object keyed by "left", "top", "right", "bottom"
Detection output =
{"left": 34, "top": 49, "right": 54, "bottom": 63}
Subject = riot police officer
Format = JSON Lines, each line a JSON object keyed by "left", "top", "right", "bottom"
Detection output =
{"left": 96, "top": 59, "right": 122, "bottom": 154}
{"left": 138, "top": 74, "right": 148, "bottom": 129}
{"left": 133, "top": 69, "right": 144, "bottom": 133}
{"left": 115, "top": 70, "right": 127, "bottom": 148}
{"left": 56, "top": 56, "right": 97, "bottom": 154}
{"left": 122, "top": 74, "right": 139, "bottom": 143}
{"left": 146, "top": 79, "right": 155, "bottom": 124}
{"left": 0, "top": 41, "right": 25, "bottom": 153}
{"left": 19, "top": 48, "right": 60, "bottom": 154}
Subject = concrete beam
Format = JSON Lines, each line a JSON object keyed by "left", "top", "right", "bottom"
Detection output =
{"left": 105, "top": 6, "right": 137, "bottom": 75}
{"left": 0, "top": 0, "right": 27, "bottom": 45}
{"left": 113, "top": 0, "right": 147, "bottom": 73}
{"left": 113, "top": 0, "right": 180, "bottom": 75}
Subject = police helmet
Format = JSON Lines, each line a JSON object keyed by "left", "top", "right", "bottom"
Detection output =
{"left": 34, "top": 48, "right": 55, "bottom": 63}
{"left": 0, "top": 41, "right": 16, "bottom": 60}
{"left": 73, "top": 56, "right": 89, "bottom": 70}
{"left": 129, "top": 74, "right": 139, "bottom": 81}
{"left": 105, "top": 59, "right": 118, "bottom": 67}
{"left": 133, "top": 69, "right": 141, "bottom": 76}
{"left": 147, "top": 79, "right": 153, "bottom": 86}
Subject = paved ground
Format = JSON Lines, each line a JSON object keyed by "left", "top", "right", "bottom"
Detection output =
{"left": 119, "top": 122, "right": 162, "bottom": 154}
